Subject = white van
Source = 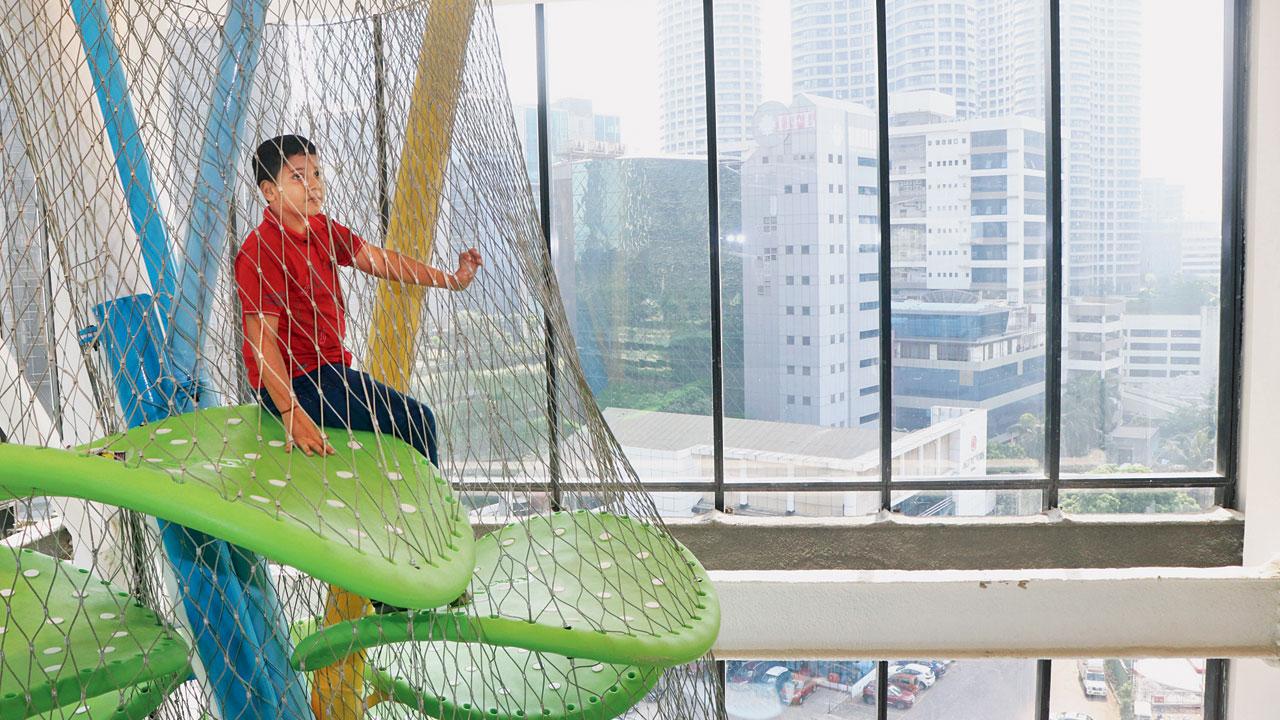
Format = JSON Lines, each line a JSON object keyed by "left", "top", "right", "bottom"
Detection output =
{"left": 1078, "top": 659, "right": 1107, "bottom": 698}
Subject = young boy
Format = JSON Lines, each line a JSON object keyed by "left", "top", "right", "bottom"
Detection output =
{"left": 235, "top": 134, "right": 482, "bottom": 462}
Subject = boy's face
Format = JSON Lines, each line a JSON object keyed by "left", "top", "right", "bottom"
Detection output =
{"left": 261, "top": 152, "right": 325, "bottom": 219}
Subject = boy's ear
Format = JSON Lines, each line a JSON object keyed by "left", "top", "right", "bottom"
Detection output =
{"left": 258, "top": 178, "right": 276, "bottom": 199}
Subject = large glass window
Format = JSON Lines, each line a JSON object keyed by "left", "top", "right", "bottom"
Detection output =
{"left": 1058, "top": 0, "right": 1224, "bottom": 486}
{"left": 545, "top": 1, "right": 713, "bottom": 513}
{"left": 499, "top": 0, "right": 1242, "bottom": 518}
{"left": 716, "top": 0, "right": 884, "bottom": 517}
{"left": 886, "top": 0, "right": 1048, "bottom": 518}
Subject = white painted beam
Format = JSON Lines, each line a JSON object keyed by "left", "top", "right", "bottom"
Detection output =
{"left": 711, "top": 565, "right": 1280, "bottom": 659}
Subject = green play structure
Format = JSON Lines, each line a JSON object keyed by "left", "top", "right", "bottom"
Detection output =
{"left": 0, "top": 0, "right": 721, "bottom": 718}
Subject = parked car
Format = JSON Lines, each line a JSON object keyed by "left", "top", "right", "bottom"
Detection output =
{"left": 1078, "top": 659, "right": 1107, "bottom": 698}
{"left": 890, "top": 663, "right": 936, "bottom": 687}
{"left": 887, "top": 672, "right": 930, "bottom": 694}
{"left": 862, "top": 682, "right": 917, "bottom": 710}
{"left": 899, "top": 659, "right": 951, "bottom": 676}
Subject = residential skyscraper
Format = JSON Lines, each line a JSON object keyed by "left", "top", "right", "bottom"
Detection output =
{"left": 658, "top": 0, "right": 763, "bottom": 155}
{"left": 789, "top": 0, "right": 1142, "bottom": 298}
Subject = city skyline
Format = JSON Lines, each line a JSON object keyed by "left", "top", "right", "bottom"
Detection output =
{"left": 496, "top": 0, "right": 1223, "bottom": 222}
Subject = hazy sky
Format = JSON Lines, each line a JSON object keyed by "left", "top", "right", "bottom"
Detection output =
{"left": 496, "top": 0, "right": 1224, "bottom": 222}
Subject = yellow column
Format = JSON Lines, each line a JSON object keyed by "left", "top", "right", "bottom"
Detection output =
{"left": 311, "top": 2, "right": 476, "bottom": 719}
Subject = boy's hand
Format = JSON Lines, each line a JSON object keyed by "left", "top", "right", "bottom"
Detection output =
{"left": 452, "top": 248, "right": 483, "bottom": 290}
{"left": 282, "top": 406, "right": 335, "bottom": 456}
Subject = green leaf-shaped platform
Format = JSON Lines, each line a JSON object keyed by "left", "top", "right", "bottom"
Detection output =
{"left": 0, "top": 405, "right": 474, "bottom": 609}
{"left": 367, "top": 644, "right": 660, "bottom": 720}
{"left": 293, "top": 512, "right": 718, "bottom": 671}
{"left": 0, "top": 549, "right": 190, "bottom": 720}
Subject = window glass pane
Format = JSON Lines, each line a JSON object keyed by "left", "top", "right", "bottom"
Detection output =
{"left": 892, "top": 490, "right": 1042, "bottom": 517}
{"left": 1060, "top": 487, "right": 1216, "bottom": 515}
{"left": 1059, "top": 1, "right": 1224, "bottom": 476}
{"left": 546, "top": 1, "right": 712, "bottom": 509}
{"left": 717, "top": 0, "right": 885, "bottom": 492}
{"left": 728, "top": 660, "right": 1036, "bottom": 718}
{"left": 726, "top": 660, "right": 878, "bottom": 718}
{"left": 1050, "top": 658, "right": 1208, "bottom": 720}
{"left": 725, "top": 491, "right": 880, "bottom": 517}
{"left": 494, "top": 3, "right": 539, "bottom": 210}
{"left": 886, "top": 0, "right": 1049, "bottom": 495}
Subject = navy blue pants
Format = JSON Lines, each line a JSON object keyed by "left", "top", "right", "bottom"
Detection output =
{"left": 261, "top": 363, "right": 439, "bottom": 466}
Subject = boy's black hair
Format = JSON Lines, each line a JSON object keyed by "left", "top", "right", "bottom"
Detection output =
{"left": 253, "top": 134, "right": 318, "bottom": 188}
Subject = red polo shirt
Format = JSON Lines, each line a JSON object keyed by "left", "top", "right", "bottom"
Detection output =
{"left": 234, "top": 209, "right": 365, "bottom": 389}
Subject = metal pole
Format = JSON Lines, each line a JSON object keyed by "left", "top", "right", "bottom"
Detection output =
{"left": 1043, "top": 0, "right": 1064, "bottom": 510}
{"left": 874, "top": 0, "right": 893, "bottom": 511}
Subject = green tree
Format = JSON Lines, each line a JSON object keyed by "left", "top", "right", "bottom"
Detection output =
{"left": 1008, "top": 412, "right": 1044, "bottom": 460}
{"left": 1154, "top": 392, "right": 1217, "bottom": 471}
{"left": 1159, "top": 428, "right": 1215, "bottom": 471}
{"left": 1061, "top": 374, "right": 1122, "bottom": 458}
{"left": 1128, "top": 274, "right": 1215, "bottom": 314}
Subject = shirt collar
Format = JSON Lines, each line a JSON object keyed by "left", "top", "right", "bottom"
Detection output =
{"left": 263, "top": 207, "right": 315, "bottom": 243}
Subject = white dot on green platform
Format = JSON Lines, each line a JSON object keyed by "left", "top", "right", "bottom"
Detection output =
{"left": 22, "top": 569, "right": 38, "bottom": 578}
{"left": 103, "top": 646, "right": 115, "bottom": 654}
{"left": 250, "top": 495, "right": 270, "bottom": 504}
{"left": 553, "top": 528, "right": 566, "bottom": 536}
{"left": 386, "top": 472, "right": 402, "bottom": 481}
{"left": 347, "top": 528, "right": 368, "bottom": 539}
{"left": 636, "top": 551, "right": 651, "bottom": 560}
{"left": 268, "top": 440, "right": 285, "bottom": 448}
{"left": 592, "top": 664, "right": 605, "bottom": 672}
{"left": 42, "top": 647, "right": 62, "bottom": 655}
{"left": 399, "top": 503, "right": 417, "bottom": 514}
{"left": 347, "top": 441, "right": 362, "bottom": 450}
{"left": 335, "top": 470, "right": 353, "bottom": 479}
{"left": 74, "top": 707, "right": 89, "bottom": 715}
{"left": 326, "top": 499, "right": 345, "bottom": 509}
{"left": 644, "top": 601, "right": 660, "bottom": 609}
{"left": 244, "top": 453, "right": 260, "bottom": 460}
{"left": 599, "top": 561, "right": 612, "bottom": 570}
{"left": 43, "top": 664, "right": 61, "bottom": 673}
{"left": 99, "top": 612, "right": 116, "bottom": 620}
{"left": 47, "top": 616, "right": 64, "bottom": 625}
{"left": 596, "top": 591, "right": 612, "bottom": 599}
{"left": 0, "top": 589, "right": 13, "bottom": 598}
{"left": 598, "top": 532, "right": 612, "bottom": 541}
{"left": 501, "top": 538, "right": 515, "bottom": 546}
{"left": 269, "top": 479, "right": 287, "bottom": 488}
{"left": 651, "top": 578, "right": 665, "bottom": 586}
{"left": 170, "top": 438, "right": 187, "bottom": 445}
{"left": 548, "top": 682, "right": 561, "bottom": 690}
{"left": 112, "top": 631, "right": 128, "bottom": 639}
{"left": 155, "top": 428, "right": 171, "bottom": 435}
{"left": 226, "top": 418, "right": 243, "bottom": 425}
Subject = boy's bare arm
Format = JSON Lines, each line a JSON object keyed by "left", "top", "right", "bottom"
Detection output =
{"left": 243, "top": 313, "right": 335, "bottom": 456}
{"left": 353, "top": 244, "right": 482, "bottom": 290}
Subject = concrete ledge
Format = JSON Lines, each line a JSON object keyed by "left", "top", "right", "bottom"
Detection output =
{"left": 711, "top": 562, "right": 1280, "bottom": 659}
{"left": 662, "top": 508, "right": 1245, "bottom": 571}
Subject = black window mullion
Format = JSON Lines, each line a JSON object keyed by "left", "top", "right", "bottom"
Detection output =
{"left": 1205, "top": 659, "right": 1230, "bottom": 720}
{"left": 875, "top": 0, "right": 893, "bottom": 511}
{"left": 1043, "top": 0, "right": 1065, "bottom": 510}
{"left": 1217, "top": 0, "right": 1250, "bottom": 510}
{"left": 1035, "top": 659, "right": 1052, "bottom": 720}
{"left": 703, "top": 0, "right": 726, "bottom": 513}
{"left": 535, "top": 3, "right": 562, "bottom": 508}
